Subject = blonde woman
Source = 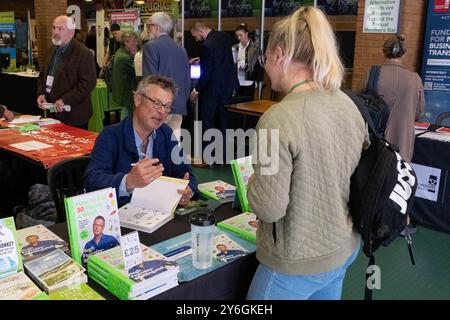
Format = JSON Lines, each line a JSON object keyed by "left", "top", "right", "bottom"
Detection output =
{"left": 246, "top": 6, "right": 368, "bottom": 300}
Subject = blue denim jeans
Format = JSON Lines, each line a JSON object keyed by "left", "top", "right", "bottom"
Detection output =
{"left": 247, "top": 242, "right": 360, "bottom": 300}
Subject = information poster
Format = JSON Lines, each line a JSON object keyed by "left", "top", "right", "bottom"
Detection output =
{"left": 363, "top": 0, "right": 400, "bottom": 33}
{"left": 420, "top": 0, "right": 450, "bottom": 123}
{"left": 0, "top": 11, "right": 16, "bottom": 69}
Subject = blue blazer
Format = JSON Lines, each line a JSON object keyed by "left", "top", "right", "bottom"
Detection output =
{"left": 195, "top": 30, "right": 240, "bottom": 103}
{"left": 142, "top": 34, "right": 191, "bottom": 116}
{"left": 84, "top": 115, "right": 199, "bottom": 206}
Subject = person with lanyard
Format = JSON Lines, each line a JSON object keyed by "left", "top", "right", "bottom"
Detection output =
{"left": 232, "top": 23, "right": 263, "bottom": 99}
{"left": 36, "top": 15, "right": 96, "bottom": 129}
{"left": 246, "top": 6, "right": 368, "bottom": 300}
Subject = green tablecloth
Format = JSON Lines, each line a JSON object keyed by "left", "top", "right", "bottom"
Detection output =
{"left": 88, "top": 80, "right": 120, "bottom": 132}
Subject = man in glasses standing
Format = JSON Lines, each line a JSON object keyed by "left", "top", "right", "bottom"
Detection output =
{"left": 85, "top": 75, "right": 199, "bottom": 207}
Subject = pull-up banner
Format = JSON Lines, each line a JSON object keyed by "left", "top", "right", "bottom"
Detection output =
{"left": 0, "top": 11, "right": 16, "bottom": 69}
{"left": 420, "top": 0, "right": 450, "bottom": 124}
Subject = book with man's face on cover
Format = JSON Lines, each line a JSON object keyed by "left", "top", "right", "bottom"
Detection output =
{"left": 17, "top": 224, "right": 69, "bottom": 263}
{"left": 64, "top": 187, "right": 121, "bottom": 266}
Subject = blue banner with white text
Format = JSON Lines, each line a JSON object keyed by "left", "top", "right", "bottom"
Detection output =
{"left": 420, "top": 0, "right": 450, "bottom": 124}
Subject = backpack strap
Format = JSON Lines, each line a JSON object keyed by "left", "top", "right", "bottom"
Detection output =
{"left": 366, "top": 65, "right": 381, "bottom": 92}
{"left": 342, "top": 89, "right": 379, "bottom": 138}
{"left": 364, "top": 254, "right": 376, "bottom": 300}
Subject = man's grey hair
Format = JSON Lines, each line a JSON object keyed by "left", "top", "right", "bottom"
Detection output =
{"left": 137, "top": 75, "right": 177, "bottom": 97}
{"left": 149, "top": 12, "right": 173, "bottom": 34}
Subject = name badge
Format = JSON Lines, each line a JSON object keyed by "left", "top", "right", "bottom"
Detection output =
{"left": 46, "top": 75, "right": 54, "bottom": 93}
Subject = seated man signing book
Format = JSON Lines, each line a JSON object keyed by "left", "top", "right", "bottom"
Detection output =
{"left": 84, "top": 75, "right": 198, "bottom": 206}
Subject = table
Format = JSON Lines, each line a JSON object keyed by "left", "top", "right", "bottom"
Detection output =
{"left": 226, "top": 100, "right": 275, "bottom": 131}
{"left": 88, "top": 80, "right": 121, "bottom": 133}
{"left": 49, "top": 203, "right": 258, "bottom": 300}
{"left": 411, "top": 132, "right": 450, "bottom": 233}
{"left": 0, "top": 72, "right": 44, "bottom": 117}
{"left": 0, "top": 123, "right": 97, "bottom": 169}
{"left": 225, "top": 100, "right": 275, "bottom": 117}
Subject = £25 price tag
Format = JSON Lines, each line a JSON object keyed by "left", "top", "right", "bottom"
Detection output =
{"left": 121, "top": 231, "right": 143, "bottom": 273}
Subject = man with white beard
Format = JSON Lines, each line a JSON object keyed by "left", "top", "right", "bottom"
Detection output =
{"left": 37, "top": 15, "right": 96, "bottom": 129}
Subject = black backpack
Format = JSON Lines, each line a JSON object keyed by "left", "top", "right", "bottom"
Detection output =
{"left": 358, "top": 66, "right": 390, "bottom": 138}
{"left": 347, "top": 91, "right": 418, "bottom": 300}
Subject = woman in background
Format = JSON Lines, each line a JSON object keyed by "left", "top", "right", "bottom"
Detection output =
{"left": 232, "top": 23, "right": 263, "bottom": 99}
{"left": 246, "top": 6, "right": 368, "bottom": 300}
{"left": 366, "top": 35, "right": 425, "bottom": 162}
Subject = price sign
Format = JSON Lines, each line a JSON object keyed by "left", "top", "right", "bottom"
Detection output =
{"left": 120, "top": 231, "right": 143, "bottom": 273}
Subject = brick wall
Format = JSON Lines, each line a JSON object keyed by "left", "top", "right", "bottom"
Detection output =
{"left": 351, "top": 0, "right": 427, "bottom": 91}
{"left": 35, "top": 0, "right": 67, "bottom": 71}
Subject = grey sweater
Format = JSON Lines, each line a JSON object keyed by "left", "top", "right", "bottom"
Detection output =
{"left": 248, "top": 88, "right": 368, "bottom": 275}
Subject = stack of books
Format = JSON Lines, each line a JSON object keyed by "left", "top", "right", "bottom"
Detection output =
{"left": 198, "top": 180, "right": 236, "bottom": 203}
{"left": 0, "top": 217, "right": 45, "bottom": 300}
{"left": 217, "top": 212, "right": 257, "bottom": 243}
{"left": 87, "top": 244, "right": 179, "bottom": 300}
{"left": 24, "top": 249, "right": 87, "bottom": 294}
{"left": 0, "top": 271, "right": 44, "bottom": 300}
{"left": 17, "top": 224, "right": 69, "bottom": 263}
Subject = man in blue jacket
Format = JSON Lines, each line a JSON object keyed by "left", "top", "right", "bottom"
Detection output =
{"left": 84, "top": 75, "right": 198, "bottom": 207}
{"left": 190, "top": 22, "right": 240, "bottom": 166}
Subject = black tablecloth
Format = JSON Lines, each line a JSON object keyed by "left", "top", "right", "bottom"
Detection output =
{"left": 411, "top": 135, "right": 450, "bottom": 233}
{"left": 49, "top": 204, "right": 258, "bottom": 300}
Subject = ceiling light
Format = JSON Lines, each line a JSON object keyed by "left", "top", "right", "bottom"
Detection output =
{"left": 135, "top": 0, "right": 145, "bottom": 4}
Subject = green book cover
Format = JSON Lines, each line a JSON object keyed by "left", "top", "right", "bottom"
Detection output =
{"left": 87, "top": 243, "right": 178, "bottom": 298}
{"left": 46, "top": 283, "right": 105, "bottom": 300}
{"left": 64, "top": 187, "right": 121, "bottom": 266}
{"left": 198, "top": 180, "right": 236, "bottom": 202}
{"left": 0, "top": 217, "right": 23, "bottom": 279}
{"left": 217, "top": 212, "right": 257, "bottom": 243}
{"left": 230, "top": 156, "right": 254, "bottom": 212}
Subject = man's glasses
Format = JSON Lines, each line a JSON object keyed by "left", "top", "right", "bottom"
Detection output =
{"left": 258, "top": 54, "right": 267, "bottom": 68}
{"left": 136, "top": 92, "right": 172, "bottom": 113}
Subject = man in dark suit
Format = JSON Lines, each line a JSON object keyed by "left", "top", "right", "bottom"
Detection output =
{"left": 143, "top": 12, "right": 190, "bottom": 143}
{"left": 37, "top": 15, "right": 97, "bottom": 129}
{"left": 190, "top": 22, "right": 239, "bottom": 166}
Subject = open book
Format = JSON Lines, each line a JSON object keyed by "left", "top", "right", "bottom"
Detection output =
{"left": 119, "top": 176, "right": 189, "bottom": 233}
